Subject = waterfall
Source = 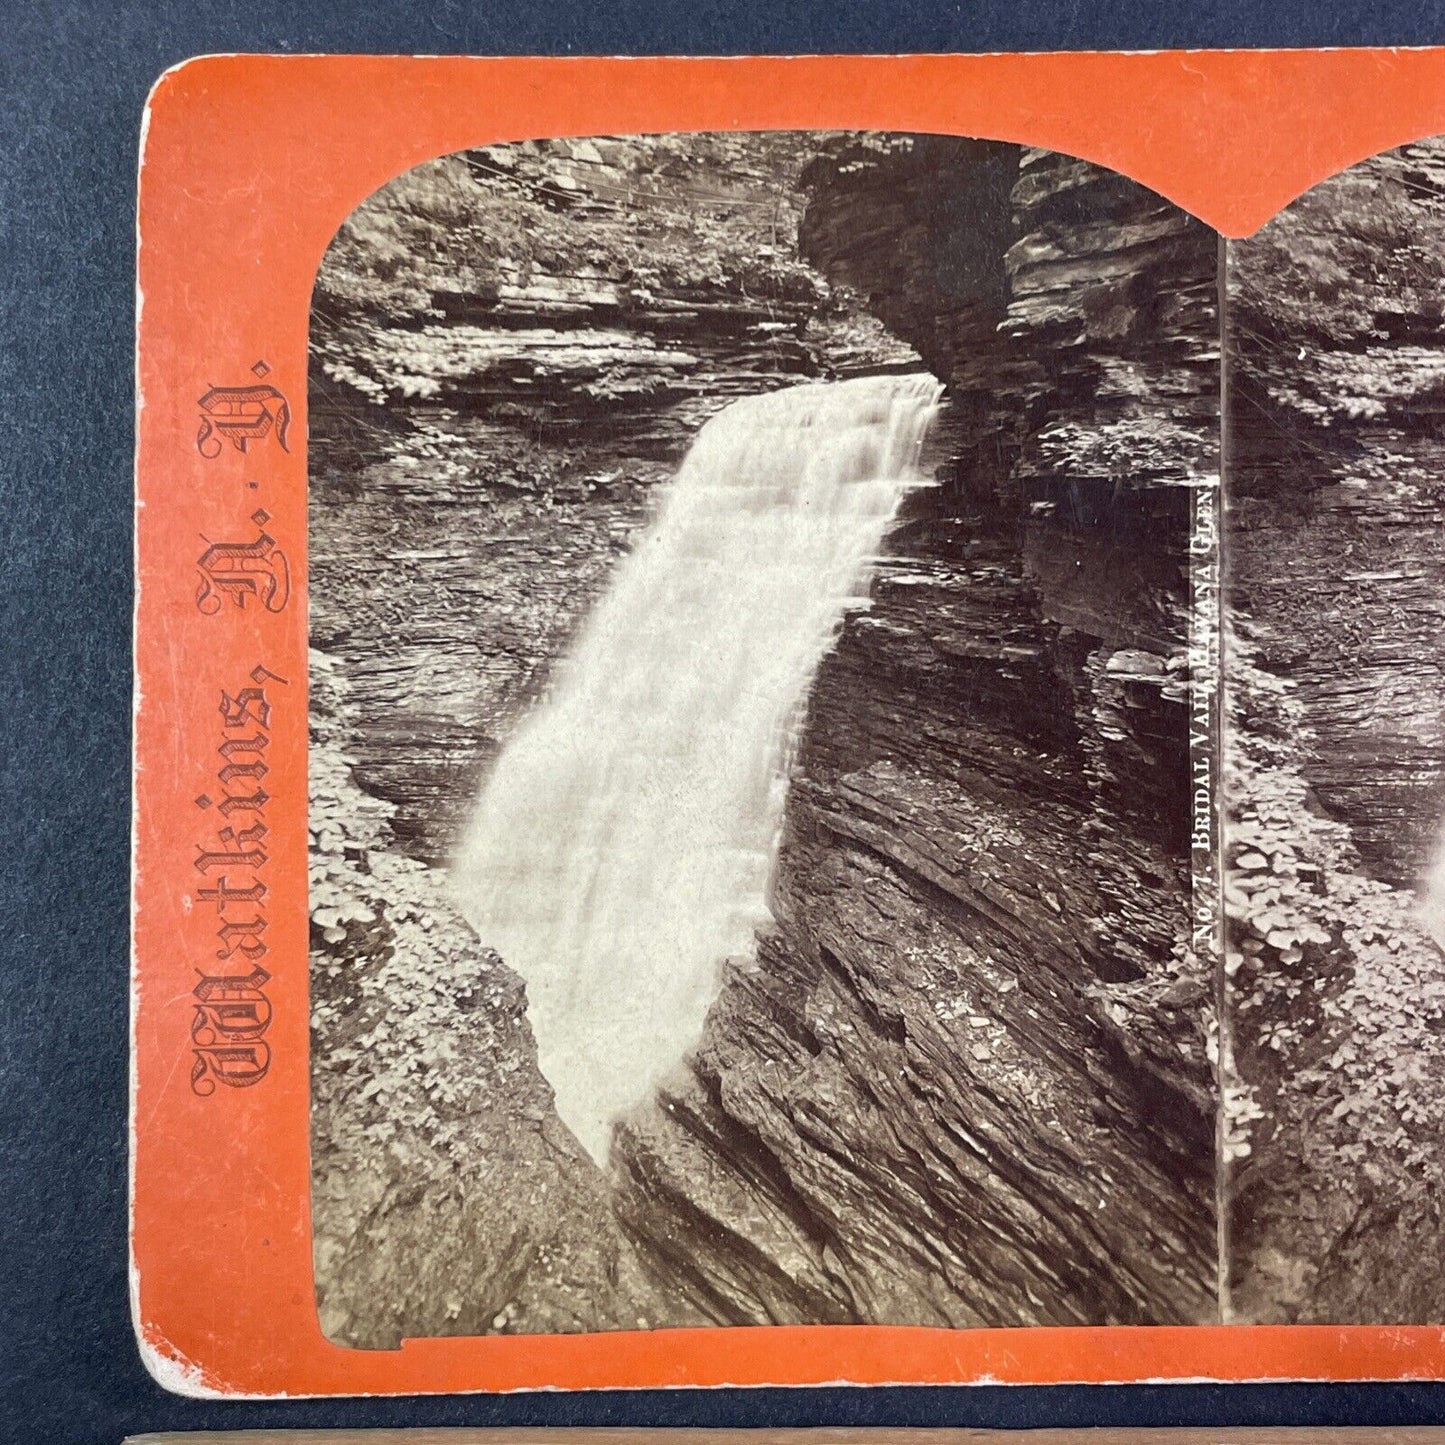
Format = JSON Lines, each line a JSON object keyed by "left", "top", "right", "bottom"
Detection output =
{"left": 454, "top": 373, "right": 944, "bottom": 1163}
{"left": 1422, "top": 821, "right": 1445, "bottom": 952}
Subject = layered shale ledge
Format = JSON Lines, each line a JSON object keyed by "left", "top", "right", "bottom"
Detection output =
{"left": 308, "top": 135, "right": 1220, "bottom": 1347}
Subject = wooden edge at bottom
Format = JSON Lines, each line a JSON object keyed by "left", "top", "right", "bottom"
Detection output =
{"left": 121, "top": 1429, "right": 1445, "bottom": 1445}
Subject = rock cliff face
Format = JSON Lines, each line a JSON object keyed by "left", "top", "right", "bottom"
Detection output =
{"left": 1223, "top": 140, "right": 1445, "bottom": 1324}
{"left": 309, "top": 134, "right": 1220, "bottom": 1345}
{"left": 609, "top": 142, "right": 1219, "bottom": 1325}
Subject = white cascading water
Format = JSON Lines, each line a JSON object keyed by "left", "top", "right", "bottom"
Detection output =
{"left": 1421, "top": 821, "right": 1445, "bottom": 950}
{"left": 454, "top": 373, "right": 944, "bottom": 1163}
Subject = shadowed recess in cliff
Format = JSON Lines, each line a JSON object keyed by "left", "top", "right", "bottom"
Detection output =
{"left": 454, "top": 374, "right": 944, "bottom": 1162}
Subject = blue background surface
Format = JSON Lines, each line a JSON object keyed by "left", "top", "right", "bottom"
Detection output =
{"left": 7, "top": 3, "right": 1445, "bottom": 1440}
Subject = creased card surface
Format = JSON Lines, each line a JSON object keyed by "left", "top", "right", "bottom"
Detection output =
{"left": 134, "top": 51, "right": 1445, "bottom": 1396}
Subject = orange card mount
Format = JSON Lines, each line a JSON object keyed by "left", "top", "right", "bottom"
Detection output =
{"left": 134, "top": 50, "right": 1445, "bottom": 1397}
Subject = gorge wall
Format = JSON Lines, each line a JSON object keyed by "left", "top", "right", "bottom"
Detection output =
{"left": 308, "top": 133, "right": 1222, "bottom": 1345}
